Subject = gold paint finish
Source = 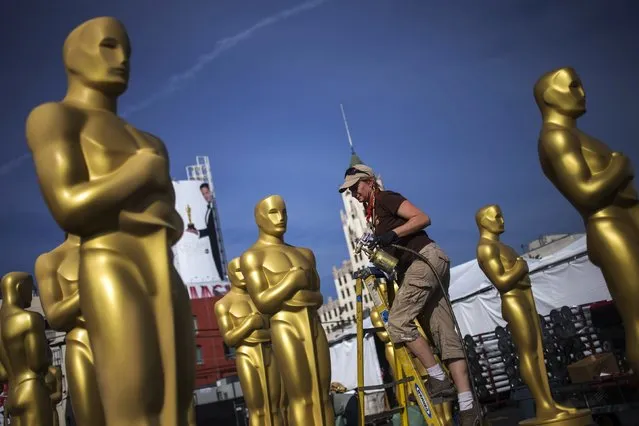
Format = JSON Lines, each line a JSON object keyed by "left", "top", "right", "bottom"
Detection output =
{"left": 26, "top": 17, "right": 195, "bottom": 425}
{"left": 35, "top": 234, "right": 105, "bottom": 426}
{"left": 476, "top": 205, "right": 593, "bottom": 425}
{"left": 535, "top": 66, "right": 639, "bottom": 376}
{"left": 240, "top": 195, "right": 333, "bottom": 426}
{"left": 215, "top": 257, "right": 287, "bottom": 426}
{"left": 0, "top": 272, "right": 54, "bottom": 426}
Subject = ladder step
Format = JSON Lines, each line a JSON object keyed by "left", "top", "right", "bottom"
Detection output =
{"left": 364, "top": 406, "right": 404, "bottom": 424}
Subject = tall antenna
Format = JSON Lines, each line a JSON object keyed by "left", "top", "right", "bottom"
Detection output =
{"left": 340, "top": 103, "right": 355, "bottom": 154}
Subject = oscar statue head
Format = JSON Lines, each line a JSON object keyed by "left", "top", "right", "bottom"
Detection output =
{"left": 0, "top": 272, "right": 34, "bottom": 309}
{"left": 63, "top": 17, "right": 131, "bottom": 97}
{"left": 475, "top": 204, "right": 505, "bottom": 236}
{"left": 254, "top": 195, "right": 287, "bottom": 239}
{"left": 227, "top": 257, "right": 246, "bottom": 291}
{"left": 534, "top": 66, "right": 586, "bottom": 119}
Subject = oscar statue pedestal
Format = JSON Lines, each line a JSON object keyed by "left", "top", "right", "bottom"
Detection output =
{"left": 519, "top": 409, "right": 595, "bottom": 426}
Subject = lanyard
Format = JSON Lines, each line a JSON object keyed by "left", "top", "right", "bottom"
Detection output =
{"left": 365, "top": 191, "right": 377, "bottom": 233}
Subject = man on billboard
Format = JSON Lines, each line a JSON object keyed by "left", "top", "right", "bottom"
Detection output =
{"left": 185, "top": 183, "right": 225, "bottom": 280}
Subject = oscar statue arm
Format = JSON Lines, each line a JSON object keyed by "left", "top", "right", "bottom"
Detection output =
{"left": 23, "top": 313, "right": 50, "bottom": 375}
{"left": 240, "top": 250, "right": 305, "bottom": 315}
{"left": 370, "top": 311, "right": 390, "bottom": 343}
{"left": 477, "top": 243, "right": 528, "bottom": 293}
{"left": 148, "top": 132, "right": 185, "bottom": 239}
{"left": 298, "top": 247, "right": 320, "bottom": 281}
{"left": 25, "top": 103, "right": 161, "bottom": 234}
{"left": 35, "top": 253, "right": 80, "bottom": 332}
{"left": 540, "top": 129, "right": 632, "bottom": 208}
{"left": 144, "top": 132, "right": 176, "bottom": 201}
{"left": 297, "top": 247, "right": 324, "bottom": 304}
{"left": 214, "top": 301, "right": 261, "bottom": 347}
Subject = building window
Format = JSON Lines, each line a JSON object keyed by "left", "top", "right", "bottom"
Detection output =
{"left": 192, "top": 315, "right": 198, "bottom": 332}
{"left": 224, "top": 343, "right": 236, "bottom": 359}
{"left": 349, "top": 301, "right": 353, "bottom": 311}
{"left": 196, "top": 346, "right": 204, "bottom": 365}
{"left": 341, "top": 290, "right": 345, "bottom": 299}
{"left": 346, "top": 288, "right": 351, "bottom": 297}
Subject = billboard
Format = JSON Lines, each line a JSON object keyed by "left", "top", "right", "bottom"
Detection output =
{"left": 172, "top": 180, "right": 230, "bottom": 299}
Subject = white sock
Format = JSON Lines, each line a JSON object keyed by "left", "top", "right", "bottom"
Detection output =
{"left": 458, "top": 391, "right": 473, "bottom": 411}
{"left": 426, "top": 364, "right": 446, "bottom": 381}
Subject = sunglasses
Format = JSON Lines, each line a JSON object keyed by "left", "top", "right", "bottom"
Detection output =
{"left": 344, "top": 167, "right": 371, "bottom": 177}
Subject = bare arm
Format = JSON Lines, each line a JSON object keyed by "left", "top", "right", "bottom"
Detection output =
{"left": 35, "top": 254, "right": 80, "bottom": 332}
{"left": 213, "top": 301, "right": 261, "bottom": 347}
{"left": 24, "top": 314, "right": 49, "bottom": 375}
{"left": 26, "top": 103, "right": 157, "bottom": 234}
{"left": 540, "top": 130, "right": 631, "bottom": 209}
{"left": 240, "top": 251, "right": 304, "bottom": 315}
{"left": 477, "top": 244, "right": 528, "bottom": 293}
{"left": 393, "top": 200, "right": 431, "bottom": 237}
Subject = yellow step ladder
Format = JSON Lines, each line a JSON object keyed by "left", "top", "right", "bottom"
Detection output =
{"left": 355, "top": 266, "right": 446, "bottom": 426}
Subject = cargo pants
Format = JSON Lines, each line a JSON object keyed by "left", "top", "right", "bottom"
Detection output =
{"left": 387, "top": 242, "right": 465, "bottom": 361}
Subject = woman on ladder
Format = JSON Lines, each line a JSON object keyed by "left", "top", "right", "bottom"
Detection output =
{"left": 338, "top": 163, "right": 481, "bottom": 426}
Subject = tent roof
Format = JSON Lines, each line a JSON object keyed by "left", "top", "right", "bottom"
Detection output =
{"left": 449, "top": 235, "right": 589, "bottom": 303}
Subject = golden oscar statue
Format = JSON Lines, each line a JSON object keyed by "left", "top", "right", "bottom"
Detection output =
{"left": 240, "top": 195, "right": 333, "bottom": 426}
{"left": 0, "top": 272, "right": 54, "bottom": 426}
{"left": 35, "top": 233, "right": 105, "bottom": 426}
{"left": 25, "top": 17, "right": 196, "bottom": 425}
{"left": 535, "top": 66, "right": 639, "bottom": 376}
{"left": 476, "top": 205, "right": 592, "bottom": 425}
{"left": 370, "top": 283, "right": 453, "bottom": 424}
{"left": 214, "top": 257, "right": 286, "bottom": 426}
{"left": 44, "top": 366, "right": 63, "bottom": 426}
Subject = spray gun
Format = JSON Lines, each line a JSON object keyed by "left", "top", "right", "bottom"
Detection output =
{"left": 354, "top": 231, "right": 400, "bottom": 277}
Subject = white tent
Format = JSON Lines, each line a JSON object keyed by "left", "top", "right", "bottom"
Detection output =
{"left": 449, "top": 235, "right": 612, "bottom": 337}
{"left": 328, "top": 316, "right": 387, "bottom": 414}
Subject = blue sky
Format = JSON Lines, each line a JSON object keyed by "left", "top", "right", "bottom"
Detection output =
{"left": 0, "top": 1, "right": 638, "bottom": 300}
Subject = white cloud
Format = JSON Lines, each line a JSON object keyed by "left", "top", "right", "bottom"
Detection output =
{"left": 122, "top": 0, "right": 330, "bottom": 117}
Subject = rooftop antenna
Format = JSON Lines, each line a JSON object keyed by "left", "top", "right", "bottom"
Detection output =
{"left": 340, "top": 103, "right": 355, "bottom": 154}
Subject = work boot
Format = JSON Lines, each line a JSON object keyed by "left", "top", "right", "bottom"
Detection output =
{"left": 425, "top": 376, "right": 455, "bottom": 401}
{"left": 458, "top": 407, "right": 481, "bottom": 426}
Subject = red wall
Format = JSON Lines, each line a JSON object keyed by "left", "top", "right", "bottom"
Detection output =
{"left": 191, "top": 296, "right": 237, "bottom": 388}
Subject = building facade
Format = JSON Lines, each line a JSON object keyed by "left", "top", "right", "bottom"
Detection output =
{"left": 191, "top": 296, "right": 237, "bottom": 388}
{"left": 317, "top": 296, "right": 344, "bottom": 341}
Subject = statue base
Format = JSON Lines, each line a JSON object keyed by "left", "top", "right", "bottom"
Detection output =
{"left": 519, "top": 410, "right": 594, "bottom": 426}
